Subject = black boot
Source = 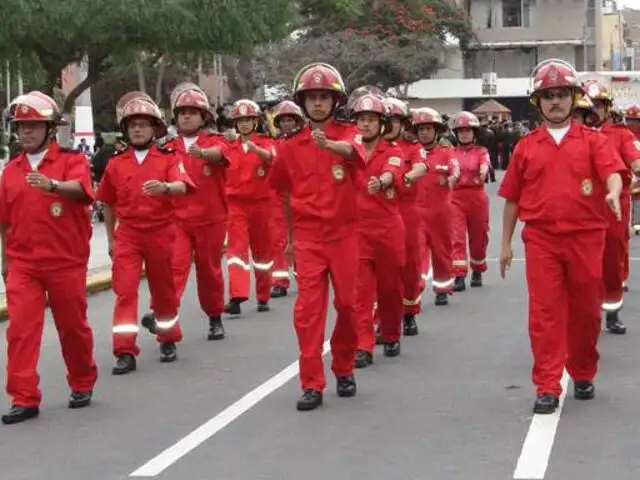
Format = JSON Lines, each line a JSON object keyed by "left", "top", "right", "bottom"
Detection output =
{"left": 574, "top": 381, "right": 595, "bottom": 400}
{"left": 453, "top": 276, "right": 466, "bottom": 292}
{"left": 296, "top": 389, "right": 323, "bottom": 411}
{"left": 354, "top": 350, "right": 373, "bottom": 369}
{"left": 224, "top": 298, "right": 242, "bottom": 315}
{"left": 208, "top": 316, "right": 225, "bottom": 340}
{"left": 336, "top": 374, "right": 357, "bottom": 397}
{"left": 112, "top": 354, "right": 136, "bottom": 375}
{"left": 68, "top": 391, "right": 92, "bottom": 409}
{"left": 606, "top": 311, "right": 627, "bottom": 335}
{"left": 160, "top": 342, "right": 177, "bottom": 363}
{"left": 383, "top": 341, "right": 401, "bottom": 357}
{"left": 434, "top": 292, "right": 449, "bottom": 306}
{"left": 141, "top": 312, "right": 158, "bottom": 334}
{"left": 470, "top": 271, "right": 483, "bottom": 287}
{"left": 270, "top": 286, "right": 288, "bottom": 298}
{"left": 533, "top": 394, "right": 559, "bottom": 414}
{"left": 257, "top": 301, "right": 270, "bottom": 312}
{"left": 1, "top": 405, "right": 39, "bottom": 425}
{"left": 403, "top": 314, "right": 418, "bottom": 336}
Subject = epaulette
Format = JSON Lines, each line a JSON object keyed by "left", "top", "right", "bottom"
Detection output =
{"left": 157, "top": 145, "right": 175, "bottom": 154}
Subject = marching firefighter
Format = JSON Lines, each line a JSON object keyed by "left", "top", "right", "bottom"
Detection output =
{"left": 383, "top": 98, "right": 427, "bottom": 336}
{"left": 269, "top": 62, "right": 365, "bottom": 411}
{"left": 584, "top": 79, "right": 640, "bottom": 334}
{"left": 141, "top": 83, "right": 229, "bottom": 341}
{"left": 572, "top": 95, "right": 599, "bottom": 126}
{"left": 351, "top": 93, "right": 406, "bottom": 368}
{"left": 270, "top": 100, "right": 305, "bottom": 298}
{"left": 499, "top": 59, "right": 625, "bottom": 414}
{"left": 413, "top": 108, "right": 458, "bottom": 306}
{"left": 97, "top": 92, "right": 193, "bottom": 373}
{"left": 223, "top": 99, "right": 275, "bottom": 315}
{"left": 450, "top": 111, "right": 491, "bottom": 291}
{"left": 0, "top": 91, "right": 98, "bottom": 424}
{"left": 625, "top": 105, "right": 640, "bottom": 236}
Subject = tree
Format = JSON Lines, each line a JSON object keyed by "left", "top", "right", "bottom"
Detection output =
{"left": 255, "top": 0, "right": 473, "bottom": 95}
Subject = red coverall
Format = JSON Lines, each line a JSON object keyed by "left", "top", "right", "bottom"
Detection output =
{"left": 498, "top": 123, "right": 625, "bottom": 396}
{"left": 96, "top": 145, "right": 194, "bottom": 356}
{"left": 269, "top": 121, "right": 365, "bottom": 392}
{"left": 225, "top": 134, "right": 275, "bottom": 303}
{"left": 396, "top": 138, "right": 424, "bottom": 314}
{"left": 419, "top": 145, "right": 456, "bottom": 293}
{"left": 354, "top": 141, "right": 406, "bottom": 352}
{"left": 598, "top": 122, "right": 638, "bottom": 311}
{"left": 168, "top": 133, "right": 230, "bottom": 317}
{"left": 450, "top": 145, "right": 491, "bottom": 276}
{"left": 270, "top": 137, "right": 291, "bottom": 289}
{"left": 0, "top": 142, "right": 98, "bottom": 407}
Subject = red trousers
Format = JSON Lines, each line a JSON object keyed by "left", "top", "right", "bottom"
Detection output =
{"left": 112, "top": 225, "right": 182, "bottom": 356}
{"left": 354, "top": 216, "right": 406, "bottom": 353}
{"left": 173, "top": 221, "right": 226, "bottom": 317}
{"left": 602, "top": 197, "right": 630, "bottom": 312}
{"left": 227, "top": 199, "right": 272, "bottom": 303}
{"left": 5, "top": 263, "right": 97, "bottom": 407}
{"left": 423, "top": 204, "right": 454, "bottom": 293}
{"left": 293, "top": 233, "right": 359, "bottom": 392}
{"left": 523, "top": 226, "right": 604, "bottom": 396}
{"left": 451, "top": 188, "right": 489, "bottom": 276}
{"left": 270, "top": 192, "right": 290, "bottom": 289}
{"left": 399, "top": 202, "right": 423, "bottom": 314}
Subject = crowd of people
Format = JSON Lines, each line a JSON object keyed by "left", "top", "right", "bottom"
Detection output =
{"left": 0, "top": 58, "right": 639, "bottom": 426}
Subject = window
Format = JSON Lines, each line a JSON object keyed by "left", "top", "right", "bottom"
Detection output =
{"left": 502, "top": 0, "right": 530, "bottom": 28}
{"left": 586, "top": 0, "right": 596, "bottom": 27}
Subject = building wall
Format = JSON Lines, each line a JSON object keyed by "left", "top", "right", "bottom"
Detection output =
{"left": 408, "top": 98, "right": 463, "bottom": 115}
{"left": 602, "top": 12, "right": 625, "bottom": 69}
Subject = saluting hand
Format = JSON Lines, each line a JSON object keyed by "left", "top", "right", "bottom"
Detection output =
{"left": 367, "top": 176, "right": 382, "bottom": 194}
{"left": 188, "top": 144, "right": 203, "bottom": 158}
{"left": 311, "top": 129, "right": 328, "bottom": 148}
{"left": 143, "top": 180, "right": 168, "bottom": 196}
{"left": 606, "top": 192, "right": 622, "bottom": 221}
{"left": 224, "top": 129, "right": 238, "bottom": 142}
{"left": 26, "top": 172, "right": 51, "bottom": 191}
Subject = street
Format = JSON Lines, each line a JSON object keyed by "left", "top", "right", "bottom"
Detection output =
{"left": 2, "top": 180, "right": 640, "bottom": 480}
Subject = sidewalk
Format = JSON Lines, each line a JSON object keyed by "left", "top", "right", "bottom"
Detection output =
{"left": 0, "top": 223, "right": 114, "bottom": 317}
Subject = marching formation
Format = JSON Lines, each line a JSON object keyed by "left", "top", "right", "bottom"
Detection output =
{"left": 0, "top": 58, "right": 638, "bottom": 426}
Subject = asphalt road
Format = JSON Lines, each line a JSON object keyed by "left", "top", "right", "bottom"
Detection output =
{"left": 2, "top": 178, "right": 640, "bottom": 480}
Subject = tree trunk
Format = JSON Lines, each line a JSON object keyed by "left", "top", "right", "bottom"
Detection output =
{"left": 222, "top": 54, "right": 255, "bottom": 100}
{"left": 136, "top": 55, "right": 147, "bottom": 92}
{"left": 154, "top": 55, "right": 167, "bottom": 105}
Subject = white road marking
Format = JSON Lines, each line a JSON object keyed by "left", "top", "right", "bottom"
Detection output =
{"left": 485, "top": 257, "right": 640, "bottom": 263}
{"left": 513, "top": 370, "right": 569, "bottom": 480}
{"left": 130, "top": 340, "right": 332, "bottom": 477}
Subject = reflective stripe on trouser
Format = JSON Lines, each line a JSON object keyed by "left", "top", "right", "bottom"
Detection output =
{"left": 602, "top": 196, "right": 630, "bottom": 313}
{"left": 227, "top": 199, "right": 273, "bottom": 302}
{"left": 523, "top": 226, "right": 604, "bottom": 397}
{"left": 450, "top": 187, "right": 489, "bottom": 276}
{"left": 400, "top": 202, "right": 423, "bottom": 315}
{"left": 6, "top": 264, "right": 98, "bottom": 407}
{"left": 112, "top": 225, "right": 182, "bottom": 356}
{"left": 424, "top": 203, "right": 453, "bottom": 293}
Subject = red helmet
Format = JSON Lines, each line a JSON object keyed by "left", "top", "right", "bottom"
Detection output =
{"left": 411, "top": 107, "right": 446, "bottom": 132}
{"left": 583, "top": 80, "right": 613, "bottom": 103}
{"left": 118, "top": 94, "right": 167, "bottom": 138}
{"left": 9, "top": 91, "right": 68, "bottom": 125}
{"left": 350, "top": 93, "right": 387, "bottom": 117}
{"left": 347, "top": 85, "right": 385, "bottom": 111}
{"left": 384, "top": 98, "right": 409, "bottom": 118}
{"left": 231, "top": 99, "right": 261, "bottom": 119}
{"left": 529, "top": 59, "right": 583, "bottom": 105}
{"left": 116, "top": 91, "right": 153, "bottom": 124}
{"left": 273, "top": 100, "right": 304, "bottom": 128}
{"left": 453, "top": 111, "right": 480, "bottom": 129}
{"left": 171, "top": 84, "right": 213, "bottom": 123}
{"left": 293, "top": 63, "right": 347, "bottom": 105}
{"left": 625, "top": 104, "right": 640, "bottom": 120}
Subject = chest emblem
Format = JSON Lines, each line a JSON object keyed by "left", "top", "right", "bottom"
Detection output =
{"left": 203, "top": 164, "right": 212, "bottom": 177}
{"left": 50, "top": 202, "right": 63, "bottom": 217}
{"left": 257, "top": 166, "right": 266, "bottom": 177}
{"left": 385, "top": 188, "right": 395, "bottom": 199}
{"left": 439, "top": 176, "right": 447, "bottom": 186}
{"left": 581, "top": 178, "right": 593, "bottom": 196}
{"left": 332, "top": 164, "right": 346, "bottom": 181}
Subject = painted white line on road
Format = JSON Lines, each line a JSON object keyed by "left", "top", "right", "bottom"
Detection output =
{"left": 130, "top": 340, "right": 332, "bottom": 477}
{"left": 486, "top": 257, "right": 640, "bottom": 263}
{"left": 513, "top": 370, "right": 569, "bottom": 480}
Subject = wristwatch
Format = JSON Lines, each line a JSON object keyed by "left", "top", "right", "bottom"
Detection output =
{"left": 49, "top": 179, "right": 60, "bottom": 192}
{"left": 163, "top": 182, "right": 170, "bottom": 194}
{"left": 403, "top": 174, "right": 411, "bottom": 186}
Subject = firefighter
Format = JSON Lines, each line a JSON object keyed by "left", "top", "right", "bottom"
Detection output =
{"left": 270, "top": 100, "right": 305, "bottom": 298}
{"left": 450, "top": 112, "right": 491, "bottom": 291}
{"left": 141, "top": 83, "right": 229, "bottom": 341}
{"left": 413, "top": 108, "right": 459, "bottom": 306}
{"left": 0, "top": 91, "right": 98, "bottom": 424}
{"left": 97, "top": 93, "right": 194, "bottom": 373}
{"left": 584, "top": 79, "right": 640, "bottom": 334}
{"left": 499, "top": 59, "right": 625, "bottom": 414}
{"left": 223, "top": 99, "right": 275, "bottom": 315}
{"left": 572, "top": 95, "right": 599, "bottom": 126}
{"left": 269, "top": 62, "right": 365, "bottom": 411}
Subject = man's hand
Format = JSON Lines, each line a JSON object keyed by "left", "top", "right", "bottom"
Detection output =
{"left": 245, "top": 141, "right": 256, "bottom": 153}
{"left": 188, "top": 144, "right": 203, "bottom": 158}
{"left": 367, "top": 176, "right": 382, "bottom": 194}
{"left": 479, "top": 164, "right": 489, "bottom": 179}
{"left": 499, "top": 244, "right": 513, "bottom": 279}
{"left": 224, "top": 129, "right": 238, "bottom": 142}
{"left": 26, "top": 172, "right": 52, "bottom": 192}
{"left": 143, "top": 180, "right": 169, "bottom": 196}
{"left": 606, "top": 192, "right": 622, "bottom": 221}
{"left": 311, "top": 129, "right": 328, "bottom": 148}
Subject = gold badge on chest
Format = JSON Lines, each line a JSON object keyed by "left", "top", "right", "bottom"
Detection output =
{"left": 439, "top": 176, "right": 447, "bottom": 186}
{"left": 203, "top": 164, "right": 212, "bottom": 177}
{"left": 385, "top": 188, "right": 395, "bottom": 199}
{"left": 257, "top": 166, "right": 266, "bottom": 177}
{"left": 581, "top": 178, "right": 593, "bottom": 196}
{"left": 50, "top": 202, "right": 63, "bottom": 217}
{"left": 332, "top": 164, "right": 345, "bottom": 181}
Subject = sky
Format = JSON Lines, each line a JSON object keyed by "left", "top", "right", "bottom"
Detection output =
{"left": 620, "top": 0, "right": 640, "bottom": 8}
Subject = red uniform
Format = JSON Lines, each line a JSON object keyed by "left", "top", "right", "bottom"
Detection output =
{"left": 498, "top": 122, "right": 626, "bottom": 396}
{"left": 225, "top": 134, "right": 275, "bottom": 303}
{"left": 168, "top": 133, "right": 229, "bottom": 317}
{"left": 395, "top": 138, "right": 425, "bottom": 314}
{"left": 270, "top": 137, "right": 291, "bottom": 289}
{"left": 354, "top": 141, "right": 406, "bottom": 352}
{"left": 0, "top": 142, "right": 97, "bottom": 407}
{"left": 269, "top": 121, "right": 365, "bottom": 392}
{"left": 450, "top": 145, "right": 490, "bottom": 276}
{"left": 419, "top": 145, "right": 456, "bottom": 293}
{"left": 96, "top": 145, "right": 193, "bottom": 356}
{"left": 598, "top": 122, "right": 639, "bottom": 311}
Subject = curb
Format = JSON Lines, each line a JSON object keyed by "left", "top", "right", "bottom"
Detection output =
{"left": 0, "top": 269, "right": 115, "bottom": 321}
